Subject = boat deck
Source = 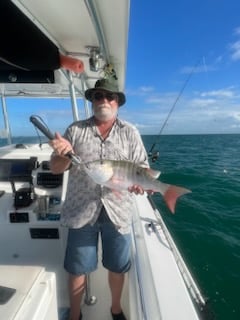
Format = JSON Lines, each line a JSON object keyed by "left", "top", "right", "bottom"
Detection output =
{"left": 58, "top": 265, "right": 130, "bottom": 320}
{"left": 0, "top": 144, "right": 204, "bottom": 320}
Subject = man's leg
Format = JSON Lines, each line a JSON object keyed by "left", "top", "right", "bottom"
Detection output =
{"left": 109, "top": 271, "right": 125, "bottom": 314}
{"left": 68, "top": 273, "right": 86, "bottom": 320}
{"left": 100, "top": 207, "right": 131, "bottom": 318}
{"left": 64, "top": 225, "right": 99, "bottom": 320}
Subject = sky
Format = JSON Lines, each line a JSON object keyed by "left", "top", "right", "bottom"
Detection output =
{"left": 120, "top": 0, "right": 240, "bottom": 135}
{"left": 1, "top": 0, "right": 240, "bottom": 137}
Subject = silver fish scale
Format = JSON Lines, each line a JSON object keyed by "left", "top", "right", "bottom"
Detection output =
{"left": 98, "top": 160, "right": 158, "bottom": 191}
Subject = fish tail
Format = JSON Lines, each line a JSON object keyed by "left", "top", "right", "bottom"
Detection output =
{"left": 163, "top": 185, "right": 191, "bottom": 214}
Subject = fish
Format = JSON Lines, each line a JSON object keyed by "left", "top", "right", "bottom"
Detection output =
{"left": 83, "top": 159, "right": 191, "bottom": 214}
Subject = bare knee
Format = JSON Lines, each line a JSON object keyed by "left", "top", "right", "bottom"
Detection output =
{"left": 69, "top": 273, "right": 86, "bottom": 293}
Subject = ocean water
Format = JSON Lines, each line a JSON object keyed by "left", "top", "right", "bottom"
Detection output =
{"left": 142, "top": 134, "right": 240, "bottom": 320}
{"left": 1, "top": 134, "right": 240, "bottom": 319}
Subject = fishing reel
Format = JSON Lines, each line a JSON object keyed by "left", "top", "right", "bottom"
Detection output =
{"left": 148, "top": 151, "right": 159, "bottom": 163}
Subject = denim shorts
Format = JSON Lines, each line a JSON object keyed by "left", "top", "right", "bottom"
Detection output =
{"left": 64, "top": 207, "right": 131, "bottom": 275}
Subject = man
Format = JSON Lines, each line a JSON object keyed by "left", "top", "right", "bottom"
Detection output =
{"left": 50, "top": 78, "right": 149, "bottom": 320}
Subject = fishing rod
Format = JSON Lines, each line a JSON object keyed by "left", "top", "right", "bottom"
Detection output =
{"left": 29, "top": 115, "right": 81, "bottom": 165}
{"left": 148, "top": 60, "right": 200, "bottom": 163}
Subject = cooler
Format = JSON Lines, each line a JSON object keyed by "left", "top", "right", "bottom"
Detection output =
{"left": 0, "top": 265, "right": 58, "bottom": 320}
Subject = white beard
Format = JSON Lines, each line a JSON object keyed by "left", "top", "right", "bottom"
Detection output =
{"left": 93, "top": 103, "right": 117, "bottom": 121}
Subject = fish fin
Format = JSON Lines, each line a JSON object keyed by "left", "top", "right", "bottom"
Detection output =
{"left": 163, "top": 185, "right": 191, "bottom": 214}
{"left": 146, "top": 168, "right": 161, "bottom": 179}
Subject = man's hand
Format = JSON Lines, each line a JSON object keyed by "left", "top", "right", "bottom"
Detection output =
{"left": 128, "top": 185, "right": 154, "bottom": 195}
{"left": 49, "top": 132, "right": 73, "bottom": 156}
{"left": 128, "top": 185, "right": 144, "bottom": 195}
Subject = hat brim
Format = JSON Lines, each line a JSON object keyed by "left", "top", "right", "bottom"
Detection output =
{"left": 85, "top": 88, "right": 126, "bottom": 106}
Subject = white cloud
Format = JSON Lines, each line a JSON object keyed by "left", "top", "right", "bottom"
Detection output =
{"left": 139, "top": 86, "right": 154, "bottom": 93}
{"left": 215, "top": 55, "right": 223, "bottom": 64}
{"left": 122, "top": 83, "right": 240, "bottom": 134}
{"left": 231, "top": 111, "right": 240, "bottom": 121}
{"left": 200, "top": 89, "right": 235, "bottom": 98}
{"left": 229, "top": 27, "right": 240, "bottom": 61}
{"left": 190, "top": 98, "right": 216, "bottom": 107}
{"left": 229, "top": 40, "right": 240, "bottom": 61}
{"left": 180, "top": 64, "right": 216, "bottom": 74}
{"left": 133, "top": 123, "right": 154, "bottom": 130}
{"left": 126, "top": 86, "right": 155, "bottom": 96}
{"left": 146, "top": 94, "right": 176, "bottom": 105}
{"left": 231, "top": 124, "right": 240, "bottom": 129}
{"left": 233, "top": 27, "right": 240, "bottom": 36}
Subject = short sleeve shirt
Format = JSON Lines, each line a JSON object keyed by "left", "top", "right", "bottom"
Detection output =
{"left": 59, "top": 116, "right": 148, "bottom": 234}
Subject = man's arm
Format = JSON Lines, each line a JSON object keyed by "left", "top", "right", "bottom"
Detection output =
{"left": 50, "top": 154, "right": 72, "bottom": 174}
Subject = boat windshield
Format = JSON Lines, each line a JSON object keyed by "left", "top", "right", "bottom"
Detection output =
{"left": 0, "top": 97, "right": 88, "bottom": 145}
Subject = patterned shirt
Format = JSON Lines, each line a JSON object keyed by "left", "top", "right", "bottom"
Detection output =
{"left": 59, "top": 116, "right": 149, "bottom": 234}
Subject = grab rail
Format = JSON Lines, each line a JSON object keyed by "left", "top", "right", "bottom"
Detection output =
{"left": 147, "top": 195, "right": 206, "bottom": 307}
{"left": 130, "top": 202, "right": 163, "bottom": 320}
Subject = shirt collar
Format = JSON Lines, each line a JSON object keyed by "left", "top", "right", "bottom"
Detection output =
{"left": 86, "top": 116, "right": 125, "bottom": 128}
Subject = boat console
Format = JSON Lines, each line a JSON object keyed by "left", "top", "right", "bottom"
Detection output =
{"left": 0, "top": 157, "right": 63, "bottom": 222}
{"left": 0, "top": 145, "right": 69, "bottom": 308}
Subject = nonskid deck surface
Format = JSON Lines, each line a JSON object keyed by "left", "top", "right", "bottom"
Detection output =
{"left": 58, "top": 265, "right": 129, "bottom": 320}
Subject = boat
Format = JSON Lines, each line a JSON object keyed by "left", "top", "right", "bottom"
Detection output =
{"left": 0, "top": 1, "right": 208, "bottom": 319}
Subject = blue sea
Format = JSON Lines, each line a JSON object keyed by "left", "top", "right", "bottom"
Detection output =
{"left": 142, "top": 134, "right": 240, "bottom": 320}
{"left": 1, "top": 134, "right": 240, "bottom": 320}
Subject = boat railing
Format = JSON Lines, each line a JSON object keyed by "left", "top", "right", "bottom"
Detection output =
{"left": 130, "top": 199, "right": 163, "bottom": 320}
{"left": 147, "top": 195, "right": 206, "bottom": 309}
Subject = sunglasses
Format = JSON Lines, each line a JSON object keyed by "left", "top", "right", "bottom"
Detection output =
{"left": 92, "top": 91, "right": 117, "bottom": 102}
